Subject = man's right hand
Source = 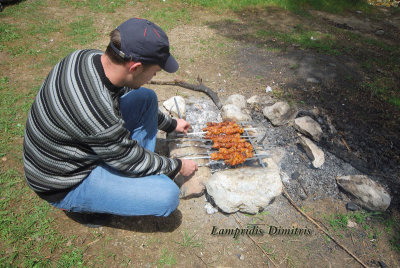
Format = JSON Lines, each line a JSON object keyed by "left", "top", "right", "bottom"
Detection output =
{"left": 179, "top": 159, "right": 198, "bottom": 177}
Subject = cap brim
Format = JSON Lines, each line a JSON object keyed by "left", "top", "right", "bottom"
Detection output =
{"left": 163, "top": 54, "right": 179, "bottom": 73}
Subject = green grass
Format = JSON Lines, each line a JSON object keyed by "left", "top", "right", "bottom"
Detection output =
{"left": 256, "top": 24, "right": 340, "bottom": 55}
{"left": 324, "top": 211, "right": 400, "bottom": 252}
{"left": 156, "top": 249, "right": 177, "bottom": 267}
{"left": 180, "top": 0, "right": 370, "bottom": 13}
{"left": 143, "top": 6, "right": 192, "bottom": 31}
{"left": 327, "top": 213, "right": 348, "bottom": 232}
{"left": 175, "top": 231, "right": 202, "bottom": 248}
{"left": 0, "top": 168, "right": 86, "bottom": 266}
{"left": 67, "top": 17, "right": 99, "bottom": 45}
{"left": 61, "top": 0, "right": 127, "bottom": 13}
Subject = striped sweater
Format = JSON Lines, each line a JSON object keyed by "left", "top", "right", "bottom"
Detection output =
{"left": 23, "top": 49, "right": 181, "bottom": 202}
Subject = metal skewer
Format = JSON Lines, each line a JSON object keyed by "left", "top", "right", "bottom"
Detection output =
{"left": 242, "top": 122, "right": 266, "bottom": 168}
{"left": 174, "top": 97, "right": 182, "bottom": 119}
{"left": 167, "top": 135, "right": 258, "bottom": 142}
{"left": 196, "top": 155, "right": 270, "bottom": 167}
{"left": 181, "top": 153, "right": 269, "bottom": 160}
{"left": 175, "top": 128, "right": 258, "bottom": 136}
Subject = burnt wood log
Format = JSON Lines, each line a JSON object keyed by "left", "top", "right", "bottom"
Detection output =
{"left": 148, "top": 77, "right": 222, "bottom": 109}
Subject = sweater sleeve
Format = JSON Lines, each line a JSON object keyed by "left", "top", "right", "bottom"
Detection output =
{"left": 83, "top": 118, "right": 181, "bottom": 178}
{"left": 158, "top": 110, "right": 177, "bottom": 133}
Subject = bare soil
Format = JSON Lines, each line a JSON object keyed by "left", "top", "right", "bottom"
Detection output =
{"left": 2, "top": 1, "right": 400, "bottom": 267}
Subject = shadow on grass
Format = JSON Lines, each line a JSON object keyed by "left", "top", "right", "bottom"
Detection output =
{"left": 64, "top": 210, "right": 182, "bottom": 232}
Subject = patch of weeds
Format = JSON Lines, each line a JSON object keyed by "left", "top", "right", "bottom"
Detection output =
{"left": 362, "top": 77, "right": 399, "bottom": 108}
{"left": 390, "top": 232, "right": 400, "bottom": 252}
{"left": 67, "top": 17, "right": 98, "bottom": 46}
{"left": 261, "top": 243, "right": 277, "bottom": 260}
{"left": 27, "top": 19, "right": 61, "bottom": 36}
{"left": 256, "top": 24, "right": 340, "bottom": 55}
{"left": 143, "top": 6, "right": 191, "bottom": 31}
{"left": 327, "top": 213, "right": 348, "bottom": 232}
{"left": 271, "top": 88, "right": 285, "bottom": 99}
{"left": 121, "top": 256, "right": 132, "bottom": 267}
{"left": 0, "top": 76, "right": 9, "bottom": 91}
{"left": 57, "top": 247, "right": 85, "bottom": 267}
{"left": 0, "top": 23, "right": 21, "bottom": 44}
{"left": 388, "top": 97, "right": 400, "bottom": 108}
{"left": 61, "top": 0, "right": 127, "bottom": 13}
{"left": 157, "top": 249, "right": 177, "bottom": 267}
{"left": 175, "top": 231, "right": 202, "bottom": 248}
{"left": 0, "top": 169, "right": 54, "bottom": 266}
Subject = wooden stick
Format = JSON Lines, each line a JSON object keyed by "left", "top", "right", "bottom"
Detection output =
{"left": 233, "top": 214, "right": 278, "bottom": 267}
{"left": 341, "top": 137, "right": 352, "bottom": 152}
{"left": 282, "top": 188, "right": 368, "bottom": 268}
{"left": 148, "top": 77, "right": 222, "bottom": 109}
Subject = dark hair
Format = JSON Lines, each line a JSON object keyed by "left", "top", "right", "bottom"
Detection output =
{"left": 105, "top": 29, "right": 154, "bottom": 69}
{"left": 105, "top": 29, "right": 130, "bottom": 65}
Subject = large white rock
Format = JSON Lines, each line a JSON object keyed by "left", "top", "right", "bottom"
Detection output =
{"left": 247, "top": 95, "right": 274, "bottom": 107}
{"left": 163, "top": 96, "right": 186, "bottom": 119}
{"left": 221, "top": 104, "right": 252, "bottom": 122}
{"left": 262, "top": 101, "right": 297, "bottom": 126}
{"left": 206, "top": 166, "right": 282, "bottom": 214}
{"left": 225, "top": 94, "right": 247, "bottom": 109}
{"left": 298, "top": 134, "right": 325, "bottom": 168}
{"left": 336, "top": 175, "right": 391, "bottom": 211}
{"left": 294, "top": 116, "right": 323, "bottom": 141}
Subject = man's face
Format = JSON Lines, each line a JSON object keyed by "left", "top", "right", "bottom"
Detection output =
{"left": 126, "top": 64, "right": 162, "bottom": 89}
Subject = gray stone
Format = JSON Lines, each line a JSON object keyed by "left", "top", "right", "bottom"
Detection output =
{"left": 205, "top": 163, "right": 282, "bottom": 214}
{"left": 225, "top": 94, "right": 247, "bottom": 109}
{"left": 246, "top": 95, "right": 260, "bottom": 105}
{"left": 221, "top": 104, "right": 252, "bottom": 122}
{"left": 262, "top": 101, "right": 298, "bottom": 126}
{"left": 298, "top": 134, "right": 325, "bottom": 168}
{"left": 294, "top": 116, "right": 323, "bottom": 141}
{"left": 375, "top": 30, "right": 384, "bottom": 35}
{"left": 163, "top": 96, "right": 186, "bottom": 119}
{"left": 247, "top": 95, "right": 274, "bottom": 107}
{"left": 346, "top": 201, "right": 359, "bottom": 211}
{"left": 306, "top": 77, "right": 320, "bottom": 83}
{"left": 169, "top": 141, "right": 210, "bottom": 198}
{"left": 336, "top": 175, "right": 391, "bottom": 211}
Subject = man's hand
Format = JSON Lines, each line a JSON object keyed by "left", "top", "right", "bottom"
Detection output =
{"left": 175, "top": 118, "right": 191, "bottom": 134}
{"left": 179, "top": 159, "right": 198, "bottom": 177}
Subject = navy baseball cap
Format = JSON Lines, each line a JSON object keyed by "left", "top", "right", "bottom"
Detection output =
{"left": 110, "top": 18, "right": 179, "bottom": 73}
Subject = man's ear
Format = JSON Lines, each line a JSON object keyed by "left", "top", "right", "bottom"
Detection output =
{"left": 128, "top": 62, "right": 143, "bottom": 73}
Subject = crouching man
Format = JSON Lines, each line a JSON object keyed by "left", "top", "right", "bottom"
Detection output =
{"left": 23, "top": 18, "right": 197, "bottom": 219}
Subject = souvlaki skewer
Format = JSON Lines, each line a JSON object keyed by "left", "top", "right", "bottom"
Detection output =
{"left": 180, "top": 153, "right": 269, "bottom": 160}
{"left": 175, "top": 128, "right": 257, "bottom": 137}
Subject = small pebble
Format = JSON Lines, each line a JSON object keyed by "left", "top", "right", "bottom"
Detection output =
{"left": 346, "top": 201, "right": 359, "bottom": 211}
{"left": 306, "top": 77, "right": 319, "bottom": 84}
{"left": 378, "top": 260, "right": 387, "bottom": 268}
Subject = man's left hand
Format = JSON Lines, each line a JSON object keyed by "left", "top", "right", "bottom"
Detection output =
{"left": 175, "top": 118, "right": 191, "bottom": 134}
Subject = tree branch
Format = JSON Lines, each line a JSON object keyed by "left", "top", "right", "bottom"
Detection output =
{"left": 148, "top": 77, "right": 222, "bottom": 109}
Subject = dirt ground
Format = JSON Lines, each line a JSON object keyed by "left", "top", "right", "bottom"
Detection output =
{"left": 2, "top": 1, "right": 400, "bottom": 267}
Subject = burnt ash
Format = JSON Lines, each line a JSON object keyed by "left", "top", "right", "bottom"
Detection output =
{"left": 182, "top": 97, "right": 376, "bottom": 206}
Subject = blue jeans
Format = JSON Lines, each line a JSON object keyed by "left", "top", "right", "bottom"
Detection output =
{"left": 50, "top": 87, "right": 180, "bottom": 217}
